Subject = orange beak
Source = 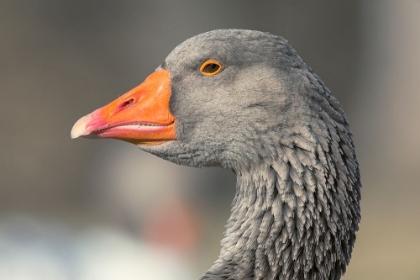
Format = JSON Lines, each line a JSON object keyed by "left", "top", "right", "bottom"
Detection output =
{"left": 71, "top": 69, "right": 176, "bottom": 145}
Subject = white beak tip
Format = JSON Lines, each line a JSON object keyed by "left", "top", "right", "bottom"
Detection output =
{"left": 71, "top": 114, "right": 92, "bottom": 139}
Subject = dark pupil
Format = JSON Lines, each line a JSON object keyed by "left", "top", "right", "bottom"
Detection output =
{"left": 204, "top": 63, "right": 219, "bottom": 73}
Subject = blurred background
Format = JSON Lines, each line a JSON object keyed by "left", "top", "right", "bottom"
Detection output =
{"left": 1, "top": 1, "right": 419, "bottom": 279}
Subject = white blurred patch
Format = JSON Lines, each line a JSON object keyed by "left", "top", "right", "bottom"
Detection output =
{"left": 0, "top": 216, "right": 195, "bottom": 280}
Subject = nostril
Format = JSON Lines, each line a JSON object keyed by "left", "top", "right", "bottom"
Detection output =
{"left": 121, "top": 98, "right": 135, "bottom": 109}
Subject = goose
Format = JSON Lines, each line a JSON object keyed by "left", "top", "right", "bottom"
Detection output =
{"left": 71, "top": 29, "right": 361, "bottom": 280}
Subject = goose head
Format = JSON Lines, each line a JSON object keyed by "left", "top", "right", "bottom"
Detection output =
{"left": 72, "top": 30, "right": 306, "bottom": 171}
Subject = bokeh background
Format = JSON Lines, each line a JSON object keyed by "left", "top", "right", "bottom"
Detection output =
{"left": 1, "top": 1, "right": 419, "bottom": 279}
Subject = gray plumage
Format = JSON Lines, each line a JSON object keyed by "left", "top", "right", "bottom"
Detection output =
{"left": 140, "top": 29, "right": 361, "bottom": 280}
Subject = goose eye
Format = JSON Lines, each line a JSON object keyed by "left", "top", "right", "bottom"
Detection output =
{"left": 200, "top": 60, "right": 222, "bottom": 76}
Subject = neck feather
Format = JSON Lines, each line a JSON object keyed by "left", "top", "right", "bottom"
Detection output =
{"left": 201, "top": 141, "right": 360, "bottom": 280}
